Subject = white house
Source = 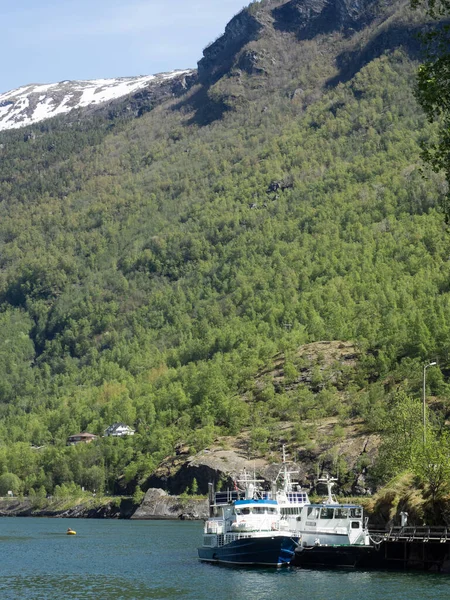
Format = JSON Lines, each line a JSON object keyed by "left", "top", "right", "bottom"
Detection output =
{"left": 104, "top": 423, "right": 135, "bottom": 437}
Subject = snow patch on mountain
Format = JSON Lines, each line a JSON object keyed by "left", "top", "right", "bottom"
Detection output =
{"left": 0, "top": 71, "right": 192, "bottom": 132}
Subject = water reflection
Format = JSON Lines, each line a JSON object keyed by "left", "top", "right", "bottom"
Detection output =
{"left": 197, "top": 562, "right": 450, "bottom": 600}
{"left": 1, "top": 574, "right": 182, "bottom": 600}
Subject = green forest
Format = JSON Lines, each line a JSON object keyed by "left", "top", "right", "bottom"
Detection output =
{"left": 0, "top": 0, "right": 449, "bottom": 513}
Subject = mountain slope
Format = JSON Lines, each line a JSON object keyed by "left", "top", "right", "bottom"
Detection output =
{"left": 0, "top": 71, "right": 193, "bottom": 132}
{"left": 0, "top": 0, "right": 448, "bottom": 501}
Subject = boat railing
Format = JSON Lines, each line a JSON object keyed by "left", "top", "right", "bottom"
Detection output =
{"left": 205, "top": 519, "right": 226, "bottom": 535}
{"left": 214, "top": 491, "right": 241, "bottom": 505}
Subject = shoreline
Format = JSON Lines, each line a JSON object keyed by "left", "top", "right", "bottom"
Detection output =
{"left": 0, "top": 496, "right": 136, "bottom": 519}
{"left": 0, "top": 489, "right": 208, "bottom": 520}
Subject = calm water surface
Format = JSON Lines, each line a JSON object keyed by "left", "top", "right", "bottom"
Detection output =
{"left": 0, "top": 518, "right": 448, "bottom": 599}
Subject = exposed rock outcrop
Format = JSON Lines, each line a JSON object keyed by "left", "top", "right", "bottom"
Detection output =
{"left": 131, "top": 488, "right": 208, "bottom": 520}
{"left": 197, "top": 0, "right": 387, "bottom": 87}
{"left": 198, "top": 9, "right": 264, "bottom": 83}
{"left": 145, "top": 448, "right": 265, "bottom": 495}
{"left": 272, "top": 0, "right": 379, "bottom": 39}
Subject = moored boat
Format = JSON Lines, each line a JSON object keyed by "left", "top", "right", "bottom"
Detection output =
{"left": 288, "top": 476, "right": 370, "bottom": 548}
{"left": 198, "top": 476, "right": 299, "bottom": 567}
{"left": 273, "top": 462, "right": 369, "bottom": 548}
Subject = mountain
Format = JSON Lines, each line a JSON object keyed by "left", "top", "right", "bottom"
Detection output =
{"left": 0, "top": 0, "right": 448, "bottom": 515}
{"left": 0, "top": 70, "right": 194, "bottom": 132}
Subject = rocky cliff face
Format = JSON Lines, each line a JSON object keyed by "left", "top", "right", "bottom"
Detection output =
{"left": 272, "top": 0, "right": 379, "bottom": 38}
{"left": 197, "top": 0, "right": 384, "bottom": 84}
{"left": 146, "top": 448, "right": 270, "bottom": 496}
{"left": 131, "top": 488, "right": 208, "bottom": 520}
{"left": 189, "top": 0, "right": 410, "bottom": 126}
{"left": 198, "top": 10, "right": 265, "bottom": 83}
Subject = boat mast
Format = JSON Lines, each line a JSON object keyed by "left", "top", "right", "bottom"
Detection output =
{"left": 317, "top": 474, "right": 338, "bottom": 505}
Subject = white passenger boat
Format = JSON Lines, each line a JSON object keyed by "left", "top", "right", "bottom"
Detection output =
{"left": 289, "top": 476, "right": 370, "bottom": 547}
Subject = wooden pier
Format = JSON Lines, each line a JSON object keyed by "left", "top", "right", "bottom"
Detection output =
{"left": 294, "top": 527, "right": 450, "bottom": 572}
{"left": 366, "top": 526, "right": 450, "bottom": 572}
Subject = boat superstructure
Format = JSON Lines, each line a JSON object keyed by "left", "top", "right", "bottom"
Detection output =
{"left": 272, "top": 446, "right": 310, "bottom": 519}
{"left": 269, "top": 452, "right": 370, "bottom": 548}
{"left": 290, "top": 475, "right": 370, "bottom": 547}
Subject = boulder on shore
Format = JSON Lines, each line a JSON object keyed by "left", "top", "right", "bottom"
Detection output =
{"left": 131, "top": 488, "right": 208, "bottom": 520}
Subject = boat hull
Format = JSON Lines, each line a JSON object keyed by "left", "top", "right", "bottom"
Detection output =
{"left": 198, "top": 535, "right": 299, "bottom": 567}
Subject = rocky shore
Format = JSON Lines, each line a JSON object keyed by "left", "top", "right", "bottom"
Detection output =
{"left": 0, "top": 497, "right": 136, "bottom": 519}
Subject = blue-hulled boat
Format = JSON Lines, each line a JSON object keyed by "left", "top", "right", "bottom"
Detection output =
{"left": 198, "top": 477, "right": 299, "bottom": 567}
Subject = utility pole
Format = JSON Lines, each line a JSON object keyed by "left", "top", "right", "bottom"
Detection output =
{"left": 423, "top": 361, "right": 437, "bottom": 447}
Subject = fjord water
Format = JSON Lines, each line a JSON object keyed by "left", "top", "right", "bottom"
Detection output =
{"left": 0, "top": 518, "right": 448, "bottom": 600}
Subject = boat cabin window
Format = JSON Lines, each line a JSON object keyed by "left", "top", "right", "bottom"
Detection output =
{"left": 349, "top": 507, "right": 362, "bottom": 519}
{"left": 307, "top": 507, "right": 320, "bottom": 519}
{"left": 287, "top": 492, "right": 308, "bottom": 503}
{"left": 351, "top": 521, "right": 360, "bottom": 529}
{"left": 252, "top": 507, "right": 265, "bottom": 514}
{"left": 334, "top": 508, "right": 348, "bottom": 519}
{"left": 235, "top": 506, "right": 277, "bottom": 515}
{"left": 320, "top": 508, "right": 334, "bottom": 520}
{"left": 281, "top": 507, "right": 302, "bottom": 516}
{"left": 235, "top": 507, "right": 251, "bottom": 515}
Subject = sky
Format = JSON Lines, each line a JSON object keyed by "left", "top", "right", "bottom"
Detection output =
{"left": 0, "top": 0, "right": 249, "bottom": 94}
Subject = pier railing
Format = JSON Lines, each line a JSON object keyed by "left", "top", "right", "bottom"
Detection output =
{"left": 369, "top": 526, "right": 449, "bottom": 543}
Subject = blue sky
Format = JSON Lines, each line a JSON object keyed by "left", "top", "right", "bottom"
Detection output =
{"left": 1, "top": 0, "right": 248, "bottom": 94}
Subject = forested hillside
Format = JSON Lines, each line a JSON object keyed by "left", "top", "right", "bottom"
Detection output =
{"left": 0, "top": 0, "right": 449, "bottom": 503}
